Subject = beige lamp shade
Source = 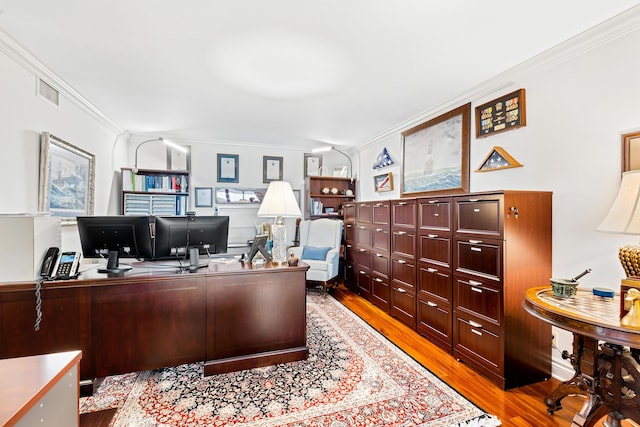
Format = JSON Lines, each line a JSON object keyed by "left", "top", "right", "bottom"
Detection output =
{"left": 597, "top": 170, "right": 640, "bottom": 234}
{"left": 257, "top": 181, "right": 301, "bottom": 218}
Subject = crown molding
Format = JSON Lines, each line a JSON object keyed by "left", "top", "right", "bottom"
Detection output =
{"left": 358, "top": 5, "right": 640, "bottom": 151}
{"left": 0, "top": 28, "right": 123, "bottom": 134}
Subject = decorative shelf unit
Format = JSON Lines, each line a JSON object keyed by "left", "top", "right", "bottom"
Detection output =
{"left": 121, "top": 168, "right": 190, "bottom": 215}
{"left": 304, "top": 176, "right": 356, "bottom": 219}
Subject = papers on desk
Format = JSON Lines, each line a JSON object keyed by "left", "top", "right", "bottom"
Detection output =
{"left": 208, "top": 257, "right": 237, "bottom": 264}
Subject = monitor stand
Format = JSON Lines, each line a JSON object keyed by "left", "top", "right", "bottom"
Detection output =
{"left": 97, "top": 250, "right": 132, "bottom": 274}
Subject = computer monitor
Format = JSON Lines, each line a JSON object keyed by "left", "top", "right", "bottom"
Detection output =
{"left": 153, "top": 215, "right": 229, "bottom": 260}
{"left": 77, "top": 216, "right": 154, "bottom": 273}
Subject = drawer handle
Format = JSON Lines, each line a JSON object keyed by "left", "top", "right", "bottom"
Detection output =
{"left": 398, "top": 202, "right": 408, "bottom": 206}
{"left": 359, "top": 270, "right": 366, "bottom": 274}
{"left": 471, "top": 247, "right": 482, "bottom": 252}
{"left": 376, "top": 253, "right": 383, "bottom": 257}
{"left": 427, "top": 301, "right": 438, "bottom": 307}
{"left": 469, "top": 240, "right": 482, "bottom": 244}
{"left": 375, "top": 203, "right": 383, "bottom": 207}
{"left": 359, "top": 248, "right": 366, "bottom": 252}
{"left": 473, "top": 208, "right": 481, "bottom": 213}
{"left": 428, "top": 200, "right": 439, "bottom": 204}
{"left": 471, "top": 329, "right": 483, "bottom": 336}
{"left": 427, "top": 234, "right": 438, "bottom": 238}
{"left": 376, "top": 228, "right": 383, "bottom": 232}
{"left": 346, "top": 265, "right": 352, "bottom": 269}
{"left": 346, "top": 224, "right": 353, "bottom": 228}
{"left": 359, "top": 226, "right": 367, "bottom": 229}
{"left": 468, "top": 198, "right": 481, "bottom": 202}
{"left": 471, "top": 287, "right": 483, "bottom": 293}
{"left": 361, "top": 204, "right": 369, "bottom": 207}
{"left": 346, "top": 244, "right": 352, "bottom": 248}
{"left": 397, "top": 287, "right": 407, "bottom": 293}
{"left": 397, "top": 259, "right": 407, "bottom": 264}
{"left": 375, "top": 278, "right": 383, "bottom": 282}
{"left": 468, "top": 279, "right": 482, "bottom": 286}
{"left": 434, "top": 213, "right": 440, "bottom": 217}
{"left": 427, "top": 268, "right": 438, "bottom": 274}
{"left": 469, "top": 320, "right": 483, "bottom": 328}
{"left": 397, "top": 231, "right": 407, "bottom": 235}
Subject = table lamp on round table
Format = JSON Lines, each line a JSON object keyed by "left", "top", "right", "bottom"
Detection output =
{"left": 257, "top": 181, "right": 302, "bottom": 264}
{"left": 597, "top": 170, "right": 640, "bottom": 277}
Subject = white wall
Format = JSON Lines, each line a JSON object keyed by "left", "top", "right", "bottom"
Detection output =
{"left": 354, "top": 14, "right": 640, "bottom": 378}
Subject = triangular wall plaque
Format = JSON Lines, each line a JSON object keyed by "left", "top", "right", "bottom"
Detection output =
{"left": 475, "top": 146, "right": 523, "bottom": 172}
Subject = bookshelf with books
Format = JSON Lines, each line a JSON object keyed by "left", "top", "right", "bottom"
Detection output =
{"left": 304, "top": 176, "right": 356, "bottom": 219}
{"left": 121, "top": 168, "right": 190, "bottom": 215}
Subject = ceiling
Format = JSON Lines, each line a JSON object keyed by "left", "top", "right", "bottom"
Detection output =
{"left": 1, "top": 1, "right": 639, "bottom": 150}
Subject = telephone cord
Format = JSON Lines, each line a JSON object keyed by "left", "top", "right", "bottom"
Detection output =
{"left": 34, "top": 277, "right": 43, "bottom": 331}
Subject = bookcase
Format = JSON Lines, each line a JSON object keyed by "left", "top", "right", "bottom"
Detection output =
{"left": 304, "top": 176, "right": 356, "bottom": 219}
{"left": 121, "top": 168, "right": 190, "bottom": 215}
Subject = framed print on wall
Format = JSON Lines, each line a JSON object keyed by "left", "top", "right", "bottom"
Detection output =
{"left": 194, "top": 187, "right": 213, "bottom": 207}
{"left": 374, "top": 172, "right": 393, "bottom": 192}
{"left": 39, "top": 131, "right": 95, "bottom": 221}
{"left": 304, "top": 153, "right": 322, "bottom": 177}
{"left": 217, "top": 153, "right": 239, "bottom": 183}
{"left": 475, "top": 88, "right": 526, "bottom": 138}
{"left": 263, "top": 156, "right": 283, "bottom": 183}
{"left": 401, "top": 103, "right": 470, "bottom": 197}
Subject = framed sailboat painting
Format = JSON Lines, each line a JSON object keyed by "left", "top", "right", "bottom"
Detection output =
{"left": 400, "top": 103, "right": 470, "bottom": 197}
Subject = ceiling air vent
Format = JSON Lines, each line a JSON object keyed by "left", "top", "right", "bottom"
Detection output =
{"left": 38, "top": 78, "right": 59, "bottom": 106}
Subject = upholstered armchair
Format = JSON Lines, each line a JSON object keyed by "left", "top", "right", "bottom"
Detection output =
{"left": 289, "top": 218, "right": 343, "bottom": 296}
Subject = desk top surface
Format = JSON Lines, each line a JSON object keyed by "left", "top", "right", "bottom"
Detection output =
{"left": 524, "top": 286, "right": 640, "bottom": 347}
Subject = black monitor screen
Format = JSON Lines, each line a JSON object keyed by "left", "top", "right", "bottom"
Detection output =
{"left": 77, "top": 216, "right": 154, "bottom": 260}
{"left": 153, "top": 215, "right": 229, "bottom": 259}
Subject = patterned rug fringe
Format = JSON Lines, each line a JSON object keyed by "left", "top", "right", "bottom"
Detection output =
{"left": 450, "top": 413, "right": 502, "bottom": 426}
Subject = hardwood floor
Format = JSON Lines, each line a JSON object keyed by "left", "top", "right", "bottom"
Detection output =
{"left": 330, "top": 284, "right": 639, "bottom": 427}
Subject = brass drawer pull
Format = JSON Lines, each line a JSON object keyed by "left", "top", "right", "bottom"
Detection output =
{"left": 427, "top": 301, "right": 438, "bottom": 307}
{"left": 469, "top": 320, "right": 483, "bottom": 328}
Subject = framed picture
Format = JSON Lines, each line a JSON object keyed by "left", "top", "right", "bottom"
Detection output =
{"left": 401, "top": 103, "right": 470, "bottom": 197}
{"left": 194, "top": 187, "right": 213, "bottom": 207}
{"left": 304, "top": 153, "right": 322, "bottom": 177}
{"left": 374, "top": 172, "right": 394, "bottom": 192}
{"left": 263, "top": 156, "right": 283, "bottom": 183}
{"left": 166, "top": 145, "right": 191, "bottom": 171}
{"left": 39, "top": 131, "right": 95, "bottom": 221}
{"left": 475, "top": 88, "right": 526, "bottom": 138}
{"left": 217, "top": 153, "right": 239, "bottom": 183}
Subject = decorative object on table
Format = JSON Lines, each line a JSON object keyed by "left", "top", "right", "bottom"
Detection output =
{"left": 79, "top": 294, "right": 497, "bottom": 427}
{"left": 401, "top": 103, "right": 470, "bottom": 197}
{"left": 257, "top": 181, "right": 302, "bottom": 264}
{"left": 373, "top": 147, "right": 394, "bottom": 169}
{"left": 312, "top": 146, "right": 354, "bottom": 182}
{"left": 330, "top": 187, "right": 339, "bottom": 195}
{"left": 343, "top": 189, "right": 354, "bottom": 196}
{"left": 321, "top": 187, "right": 330, "bottom": 194}
{"left": 621, "top": 288, "right": 640, "bottom": 329}
{"left": 592, "top": 287, "right": 615, "bottom": 298}
{"left": 194, "top": 187, "right": 213, "bottom": 207}
{"left": 262, "top": 156, "right": 283, "bottom": 183}
{"left": 374, "top": 172, "right": 393, "bottom": 192}
{"left": 475, "top": 88, "right": 526, "bottom": 138}
{"left": 597, "top": 170, "right": 640, "bottom": 276}
{"left": 217, "top": 153, "right": 239, "bottom": 183}
{"left": 39, "top": 131, "right": 95, "bottom": 221}
{"left": 475, "top": 146, "right": 523, "bottom": 172}
{"left": 287, "top": 252, "right": 299, "bottom": 267}
{"left": 247, "top": 234, "right": 271, "bottom": 263}
{"left": 304, "top": 153, "right": 322, "bottom": 177}
{"left": 550, "top": 268, "right": 592, "bottom": 298}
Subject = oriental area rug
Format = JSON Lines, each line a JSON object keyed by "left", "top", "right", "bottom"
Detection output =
{"left": 80, "top": 294, "right": 501, "bottom": 427}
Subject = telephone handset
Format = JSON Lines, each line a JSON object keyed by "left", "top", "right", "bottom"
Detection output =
{"left": 40, "top": 247, "right": 81, "bottom": 280}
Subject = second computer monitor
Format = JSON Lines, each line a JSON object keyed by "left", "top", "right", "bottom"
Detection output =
{"left": 153, "top": 215, "right": 229, "bottom": 259}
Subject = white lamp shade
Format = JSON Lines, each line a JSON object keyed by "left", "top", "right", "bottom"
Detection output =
{"left": 597, "top": 170, "right": 640, "bottom": 234}
{"left": 257, "top": 181, "right": 302, "bottom": 218}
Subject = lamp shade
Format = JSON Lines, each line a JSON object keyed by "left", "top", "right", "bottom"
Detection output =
{"left": 257, "top": 181, "right": 301, "bottom": 218}
{"left": 597, "top": 170, "right": 640, "bottom": 234}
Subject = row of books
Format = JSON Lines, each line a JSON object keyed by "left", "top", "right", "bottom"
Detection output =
{"left": 122, "top": 171, "right": 189, "bottom": 193}
{"left": 310, "top": 198, "right": 324, "bottom": 216}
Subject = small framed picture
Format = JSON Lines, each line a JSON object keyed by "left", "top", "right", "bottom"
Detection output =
{"left": 195, "top": 187, "right": 213, "bottom": 207}
{"left": 217, "top": 153, "right": 239, "bottom": 183}
{"left": 374, "top": 172, "right": 393, "bottom": 192}
{"left": 263, "top": 156, "right": 283, "bottom": 183}
{"left": 304, "top": 153, "right": 322, "bottom": 177}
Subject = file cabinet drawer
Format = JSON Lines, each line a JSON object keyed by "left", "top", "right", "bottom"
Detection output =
{"left": 419, "top": 264, "right": 451, "bottom": 302}
{"left": 454, "top": 314, "right": 502, "bottom": 372}
{"left": 454, "top": 238, "right": 502, "bottom": 280}
{"left": 455, "top": 197, "right": 502, "bottom": 237}
{"left": 391, "top": 258, "right": 416, "bottom": 290}
{"left": 454, "top": 275, "right": 502, "bottom": 325}
{"left": 357, "top": 203, "right": 372, "bottom": 224}
{"left": 356, "top": 248, "right": 371, "bottom": 270}
{"left": 391, "top": 200, "right": 416, "bottom": 229}
{"left": 356, "top": 226, "right": 372, "bottom": 247}
{"left": 419, "top": 234, "right": 450, "bottom": 266}
{"left": 419, "top": 198, "right": 451, "bottom": 231}
{"left": 344, "top": 223, "right": 355, "bottom": 242}
{"left": 391, "top": 231, "right": 416, "bottom": 259}
{"left": 390, "top": 284, "right": 416, "bottom": 327}
{"left": 371, "top": 275, "right": 390, "bottom": 311}
{"left": 418, "top": 297, "right": 452, "bottom": 350}
{"left": 372, "top": 228, "right": 390, "bottom": 252}
{"left": 371, "top": 253, "right": 389, "bottom": 279}
{"left": 372, "top": 202, "right": 390, "bottom": 226}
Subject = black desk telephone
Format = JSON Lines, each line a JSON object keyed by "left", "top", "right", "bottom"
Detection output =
{"left": 40, "top": 247, "right": 81, "bottom": 280}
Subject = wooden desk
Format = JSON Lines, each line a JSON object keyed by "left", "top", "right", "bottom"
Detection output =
{"left": 0, "top": 261, "right": 308, "bottom": 386}
{"left": 523, "top": 286, "right": 640, "bottom": 427}
{"left": 0, "top": 350, "right": 81, "bottom": 426}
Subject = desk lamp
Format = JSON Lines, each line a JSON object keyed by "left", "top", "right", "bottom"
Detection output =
{"left": 257, "top": 181, "right": 301, "bottom": 264}
{"left": 597, "top": 170, "right": 640, "bottom": 277}
{"left": 312, "top": 146, "right": 353, "bottom": 181}
{"left": 133, "top": 137, "right": 188, "bottom": 172}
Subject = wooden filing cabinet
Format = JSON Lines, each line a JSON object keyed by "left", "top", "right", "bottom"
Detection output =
{"left": 417, "top": 196, "right": 453, "bottom": 353}
{"left": 451, "top": 191, "right": 552, "bottom": 389}
{"left": 343, "top": 202, "right": 356, "bottom": 290}
{"left": 390, "top": 199, "right": 417, "bottom": 328}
